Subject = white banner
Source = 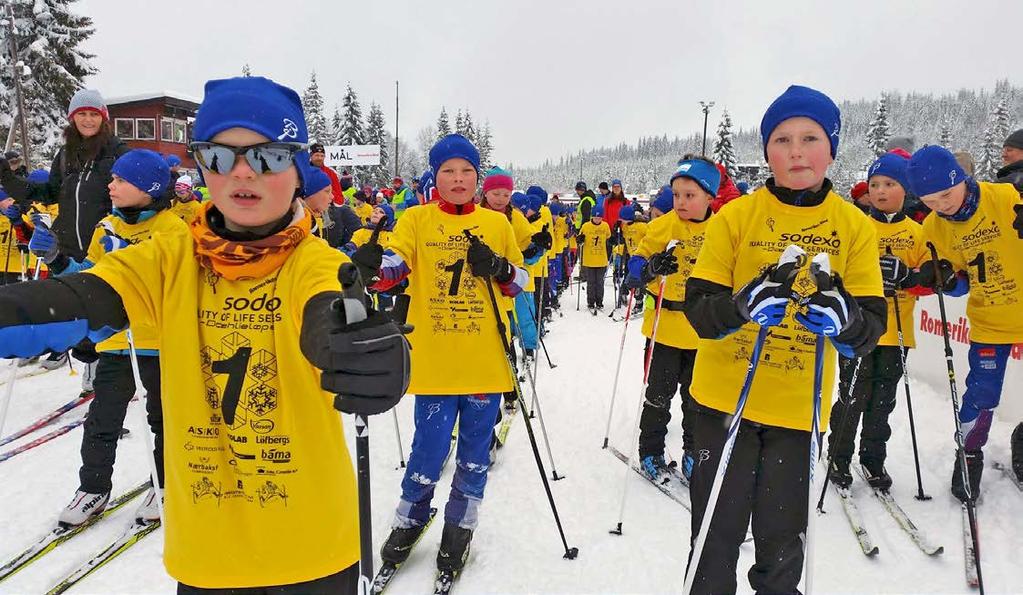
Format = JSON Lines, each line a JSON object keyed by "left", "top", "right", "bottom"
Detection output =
{"left": 910, "top": 294, "right": 1023, "bottom": 421}
{"left": 323, "top": 145, "right": 381, "bottom": 167}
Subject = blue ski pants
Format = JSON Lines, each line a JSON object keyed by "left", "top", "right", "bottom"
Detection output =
{"left": 960, "top": 342, "right": 1012, "bottom": 451}
{"left": 513, "top": 292, "right": 538, "bottom": 350}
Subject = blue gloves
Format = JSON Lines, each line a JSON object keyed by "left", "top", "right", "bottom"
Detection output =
{"left": 28, "top": 214, "right": 60, "bottom": 264}
{"left": 795, "top": 254, "right": 863, "bottom": 341}
{"left": 1, "top": 203, "right": 21, "bottom": 223}
{"left": 734, "top": 245, "right": 806, "bottom": 327}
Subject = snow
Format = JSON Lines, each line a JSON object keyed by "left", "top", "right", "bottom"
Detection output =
{"left": 104, "top": 92, "right": 201, "bottom": 107}
{"left": 1, "top": 281, "right": 1022, "bottom": 594}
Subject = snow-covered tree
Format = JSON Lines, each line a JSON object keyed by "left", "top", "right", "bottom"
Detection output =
{"left": 977, "top": 126, "right": 999, "bottom": 181}
{"left": 477, "top": 122, "right": 494, "bottom": 171}
{"left": 301, "top": 72, "right": 329, "bottom": 144}
{"left": 712, "top": 109, "right": 738, "bottom": 180}
{"left": 436, "top": 108, "right": 450, "bottom": 138}
{"left": 338, "top": 84, "right": 365, "bottom": 146}
{"left": 418, "top": 125, "right": 437, "bottom": 168}
{"left": 454, "top": 110, "right": 465, "bottom": 136}
{"left": 461, "top": 111, "right": 477, "bottom": 145}
{"left": 241, "top": 64, "right": 252, "bottom": 76}
{"left": 992, "top": 95, "right": 1012, "bottom": 146}
{"left": 938, "top": 121, "right": 953, "bottom": 148}
{"left": 0, "top": 0, "right": 97, "bottom": 160}
{"left": 865, "top": 95, "right": 892, "bottom": 157}
{"left": 364, "top": 102, "right": 388, "bottom": 185}
{"left": 330, "top": 105, "right": 342, "bottom": 144}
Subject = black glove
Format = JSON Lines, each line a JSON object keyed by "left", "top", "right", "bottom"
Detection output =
{"left": 351, "top": 242, "right": 383, "bottom": 285}
{"left": 646, "top": 249, "right": 678, "bottom": 276}
{"left": 577, "top": 234, "right": 585, "bottom": 248}
{"left": 879, "top": 254, "right": 908, "bottom": 296}
{"left": 918, "top": 258, "right": 958, "bottom": 292}
{"left": 531, "top": 229, "right": 553, "bottom": 251}
{"left": 467, "top": 238, "right": 512, "bottom": 281}
{"left": 1013, "top": 203, "right": 1022, "bottom": 239}
{"left": 301, "top": 295, "right": 410, "bottom": 416}
{"left": 795, "top": 268, "right": 863, "bottom": 338}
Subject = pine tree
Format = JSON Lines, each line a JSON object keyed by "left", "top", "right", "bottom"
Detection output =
{"left": 938, "top": 121, "right": 953, "bottom": 148}
{"left": 338, "top": 83, "right": 365, "bottom": 145}
{"left": 330, "top": 105, "right": 343, "bottom": 144}
{"left": 301, "top": 72, "right": 329, "bottom": 144}
{"left": 436, "top": 107, "right": 451, "bottom": 138}
{"left": 865, "top": 95, "right": 892, "bottom": 157}
{"left": 454, "top": 110, "right": 465, "bottom": 136}
{"left": 241, "top": 64, "right": 252, "bottom": 76}
{"left": 462, "top": 111, "right": 477, "bottom": 144}
{"left": 992, "top": 95, "right": 1012, "bottom": 146}
{"left": 477, "top": 122, "right": 494, "bottom": 171}
{"left": 0, "top": 0, "right": 97, "bottom": 159}
{"left": 364, "top": 102, "right": 389, "bottom": 185}
{"left": 712, "top": 109, "right": 738, "bottom": 180}
{"left": 977, "top": 126, "right": 999, "bottom": 181}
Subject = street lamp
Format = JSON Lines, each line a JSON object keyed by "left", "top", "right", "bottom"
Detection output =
{"left": 699, "top": 101, "right": 715, "bottom": 157}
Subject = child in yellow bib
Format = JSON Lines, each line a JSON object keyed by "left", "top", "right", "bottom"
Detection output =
{"left": 578, "top": 205, "right": 611, "bottom": 312}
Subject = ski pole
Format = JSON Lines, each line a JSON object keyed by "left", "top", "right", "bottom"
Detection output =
{"left": 391, "top": 409, "right": 406, "bottom": 469}
{"left": 803, "top": 252, "right": 832, "bottom": 595}
{"left": 609, "top": 277, "right": 666, "bottom": 536}
{"left": 886, "top": 246, "right": 930, "bottom": 501}
{"left": 926, "top": 241, "right": 984, "bottom": 595}
{"left": 125, "top": 329, "right": 165, "bottom": 524}
{"left": 464, "top": 229, "right": 578, "bottom": 560}
{"left": 522, "top": 292, "right": 557, "bottom": 370}
{"left": 602, "top": 287, "right": 636, "bottom": 449}
{"left": 2, "top": 224, "right": 13, "bottom": 285}
{"left": 683, "top": 245, "right": 806, "bottom": 595}
{"left": 519, "top": 339, "right": 564, "bottom": 481}
{"left": 815, "top": 356, "right": 863, "bottom": 513}
{"left": 0, "top": 361, "right": 17, "bottom": 440}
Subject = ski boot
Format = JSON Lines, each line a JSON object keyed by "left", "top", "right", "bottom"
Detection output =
{"left": 860, "top": 459, "right": 893, "bottom": 491}
{"left": 135, "top": 487, "right": 163, "bottom": 522}
{"left": 59, "top": 490, "right": 111, "bottom": 527}
{"left": 1012, "top": 423, "right": 1023, "bottom": 484}
{"left": 436, "top": 522, "right": 473, "bottom": 574}
{"left": 680, "top": 451, "right": 695, "bottom": 483}
{"left": 640, "top": 455, "right": 670, "bottom": 481}
{"left": 39, "top": 351, "right": 69, "bottom": 371}
{"left": 951, "top": 449, "right": 984, "bottom": 503}
{"left": 828, "top": 460, "right": 853, "bottom": 490}
{"left": 502, "top": 390, "right": 517, "bottom": 412}
{"left": 381, "top": 521, "right": 433, "bottom": 566}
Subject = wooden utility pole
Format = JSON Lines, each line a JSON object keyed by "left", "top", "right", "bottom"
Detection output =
{"left": 3, "top": 1, "right": 32, "bottom": 169}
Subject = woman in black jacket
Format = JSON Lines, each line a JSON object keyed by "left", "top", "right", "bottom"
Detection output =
{"left": 0, "top": 89, "right": 128, "bottom": 261}
{"left": 0, "top": 88, "right": 127, "bottom": 382}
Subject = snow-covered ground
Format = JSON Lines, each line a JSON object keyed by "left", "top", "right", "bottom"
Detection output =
{"left": 1, "top": 279, "right": 1022, "bottom": 594}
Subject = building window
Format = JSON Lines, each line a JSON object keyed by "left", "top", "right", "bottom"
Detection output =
{"left": 161, "top": 119, "right": 174, "bottom": 142}
{"left": 115, "top": 118, "right": 135, "bottom": 140}
{"left": 174, "top": 120, "right": 187, "bottom": 144}
{"left": 136, "top": 118, "right": 156, "bottom": 140}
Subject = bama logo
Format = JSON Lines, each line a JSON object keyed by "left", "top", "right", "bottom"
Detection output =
{"left": 223, "top": 293, "right": 282, "bottom": 312}
{"left": 778, "top": 232, "right": 841, "bottom": 248}
{"left": 261, "top": 448, "right": 292, "bottom": 463}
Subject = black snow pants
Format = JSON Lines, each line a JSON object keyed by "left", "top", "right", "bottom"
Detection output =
{"left": 638, "top": 341, "right": 696, "bottom": 458}
{"left": 177, "top": 563, "right": 359, "bottom": 594}
{"left": 583, "top": 266, "right": 605, "bottom": 308}
{"left": 80, "top": 353, "right": 164, "bottom": 493}
{"left": 827, "top": 347, "right": 903, "bottom": 470}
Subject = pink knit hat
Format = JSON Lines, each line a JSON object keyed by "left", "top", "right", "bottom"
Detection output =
{"left": 482, "top": 166, "right": 514, "bottom": 194}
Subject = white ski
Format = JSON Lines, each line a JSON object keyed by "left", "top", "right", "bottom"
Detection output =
{"left": 855, "top": 465, "right": 943, "bottom": 556}
{"left": 992, "top": 461, "right": 1023, "bottom": 492}
{"left": 834, "top": 485, "right": 878, "bottom": 557}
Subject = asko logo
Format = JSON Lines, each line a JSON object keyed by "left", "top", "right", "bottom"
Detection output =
{"left": 223, "top": 293, "right": 282, "bottom": 312}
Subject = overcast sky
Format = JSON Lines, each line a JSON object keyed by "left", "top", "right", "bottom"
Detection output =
{"left": 78, "top": 0, "right": 1021, "bottom": 167}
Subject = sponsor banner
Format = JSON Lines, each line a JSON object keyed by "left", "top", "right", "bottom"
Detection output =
{"left": 323, "top": 145, "right": 381, "bottom": 167}
{"left": 911, "top": 295, "right": 1023, "bottom": 421}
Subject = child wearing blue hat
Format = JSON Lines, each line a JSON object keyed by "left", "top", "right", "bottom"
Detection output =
{"left": 364, "top": 134, "right": 529, "bottom": 582}
{"left": 302, "top": 166, "right": 334, "bottom": 239}
{"left": 0, "top": 76, "right": 410, "bottom": 593}
{"left": 624, "top": 158, "right": 720, "bottom": 481}
{"left": 578, "top": 203, "right": 611, "bottom": 313}
{"left": 682, "top": 85, "right": 886, "bottom": 594}
{"left": 827, "top": 150, "right": 930, "bottom": 491}
{"left": 22, "top": 148, "right": 186, "bottom": 528}
{"left": 909, "top": 144, "right": 1023, "bottom": 499}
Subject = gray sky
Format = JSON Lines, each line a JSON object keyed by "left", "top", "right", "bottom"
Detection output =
{"left": 78, "top": 0, "right": 1021, "bottom": 167}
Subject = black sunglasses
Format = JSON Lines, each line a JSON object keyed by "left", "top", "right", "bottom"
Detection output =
{"left": 189, "top": 141, "right": 306, "bottom": 175}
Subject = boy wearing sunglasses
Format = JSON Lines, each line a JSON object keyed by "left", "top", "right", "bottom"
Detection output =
{"left": 0, "top": 76, "right": 409, "bottom": 594}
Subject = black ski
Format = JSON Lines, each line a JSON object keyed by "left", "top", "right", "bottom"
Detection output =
{"left": 371, "top": 508, "right": 438, "bottom": 594}
{"left": 434, "top": 568, "right": 460, "bottom": 594}
{"left": 607, "top": 445, "right": 690, "bottom": 511}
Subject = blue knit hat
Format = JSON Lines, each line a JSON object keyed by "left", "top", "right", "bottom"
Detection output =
{"left": 611, "top": 178, "right": 622, "bottom": 188}
{"left": 0, "top": 187, "right": 7, "bottom": 200}
{"left": 549, "top": 202, "right": 563, "bottom": 216}
{"left": 867, "top": 152, "right": 910, "bottom": 190}
{"left": 760, "top": 85, "right": 841, "bottom": 159}
{"left": 619, "top": 205, "right": 635, "bottom": 221}
{"left": 511, "top": 191, "right": 531, "bottom": 213}
{"left": 652, "top": 185, "right": 673, "bottom": 214}
{"left": 670, "top": 159, "right": 721, "bottom": 197}
{"left": 303, "top": 166, "right": 332, "bottom": 198}
{"left": 376, "top": 202, "right": 395, "bottom": 225}
{"left": 591, "top": 204, "right": 605, "bottom": 218}
{"left": 527, "top": 193, "right": 544, "bottom": 213}
{"left": 907, "top": 145, "right": 968, "bottom": 197}
{"left": 429, "top": 134, "right": 480, "bottom": 174}
{"left": 193, "top": 76, "right": 311, "bottom": 185}
{"left": 27, "top": 169, "right": 49, "bottom": 184}
{"left": 526, "top": 185, "right": 548, "bottom": 205}
{"left": 111, "top": 149, "right": 171, "bottom": 199}
{"left": 736, "top": 181, "right": 749, "bottom": 194}
{"left": 164, "top": 154, "right": 181, "bottom": 168}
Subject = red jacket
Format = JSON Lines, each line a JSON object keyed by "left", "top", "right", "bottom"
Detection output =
{"left": 603, "top": 194, "right": 627, "bottom": 233}
{"left": 710, "top": 164, "right": 741, "bottom": 212}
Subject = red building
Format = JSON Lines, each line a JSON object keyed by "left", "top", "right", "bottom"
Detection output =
{"left": 106, "top": 92, "right": 201, "bottom": 168}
